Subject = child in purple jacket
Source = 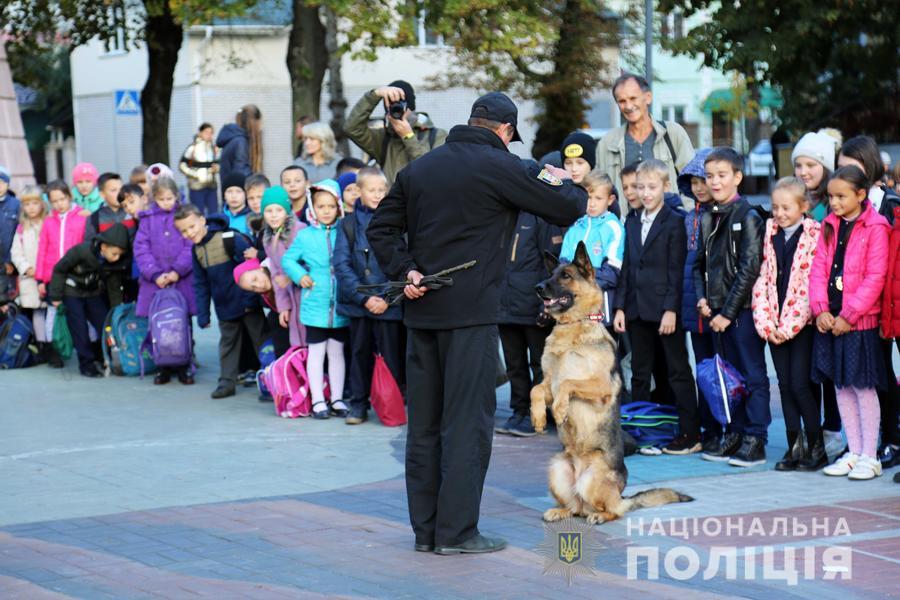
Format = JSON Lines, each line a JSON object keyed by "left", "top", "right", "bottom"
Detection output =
{"left": 133, "top": 176, "right": 196, "bottom": 385}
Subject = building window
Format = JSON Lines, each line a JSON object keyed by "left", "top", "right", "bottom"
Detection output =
{"left": 102, "top": 4, "right": 127, "bottom": 55}
{"left": 417, "top": 13, "right": 444, "bottom": 47}
{"left": 662, "top": 105, "right": 686, "bottom": 124}
{"left": 660, "top": 11, "right": 684, "bottom": 41}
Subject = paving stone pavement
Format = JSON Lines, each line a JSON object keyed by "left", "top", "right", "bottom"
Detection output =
{"left": 1, "top": 324, "right": 898, "bottom": 598}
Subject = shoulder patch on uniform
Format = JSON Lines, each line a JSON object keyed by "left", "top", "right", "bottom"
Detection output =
{"left": 551, "top": 235, "right": 563, "bottom": 244}
{"left": 222, "top": 231, "right": 235, "bottom": 238}
{"left": 537, "top": 168, "right": 563, "bottom": 186}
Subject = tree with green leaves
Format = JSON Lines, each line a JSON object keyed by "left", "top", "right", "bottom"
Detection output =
{"left": 658, "top": 0, "right": 900, "bottom": 141}
{"left": 340, "top": 0, "right": 622, "bottom": 158}
{"left": 3, "top": 0, "right": 260, "bottom": 164}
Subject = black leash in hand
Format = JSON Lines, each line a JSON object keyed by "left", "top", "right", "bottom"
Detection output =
{"left": 357, "top": 260, "right": 477, "bottom": 305}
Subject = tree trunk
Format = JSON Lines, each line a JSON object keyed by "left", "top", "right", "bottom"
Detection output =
{"left": 140, "top": 2, "right": 182, "bottom": 165}
{"left": 287, "top": 2, "right": 327, "bottom": 126}
{"left": 531, "top": 0, "right": 603, "bottom": 159}
{"left": 324, "top": 7, "right": 349, "bottom": 157}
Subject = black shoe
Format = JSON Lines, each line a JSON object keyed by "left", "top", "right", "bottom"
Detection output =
{"left": 211, "top": 384, "right": 236, "bottom": 399}
{"left": 47, "top": 346, "right": 64, "bottom": 369}
{"left": 728, "top": 435, "right": 767, "bottom": 467}
{"left": 702, "top": 432, "right": 742, "bottom": 462}
{"left": 312, "top": 401, "right": 330, "bottom": 419}
{"left": 894, "top": 471, "right": 900, "bottom": 483}
{"left": 796, "top": 434, "right": 828, "bottom": 471}
{"left": 775, "top": 431, "right": 802, "bottom": 471}
{"left": 177, "top": 369, "right": 194, "bottom": 385}
{"left": 414, "top": 543, "right": 434, "bottom": 552}
{"left": 878, "top": 443, "right": 900, "bottom": 469}
{"left": 495, "top": 414, "right": 519, "bottom": 434}
{"left": 663, "top": 434, "right": 701, "bottom": 455}
{"left": 79, "top": 363, "right": 103, "bottom": 378}
{"left": 434, "top": 534, "right": 507, "bottom": 555}
{"left": 701, "top": 432, "right": 722, "bottom": 454}
{"left": 329, "top": 399, "right": 350, "bottom": 418}
{"left": 774, "top": 449, "right": 798, "bottom": 471}
{"left": 510, "top": 414, "right": 538, "bottom": 437}
{"left": 258, "top": 392, "right": 273, "bottom": 403}
{"left": 154, "top": 371, "right": 171, "bottom": 385}
{"left": 238, "top": 370, "right": 257, "bottom": 388}
{"left": 345, "top": 404, "right": 368, "bottom": 425}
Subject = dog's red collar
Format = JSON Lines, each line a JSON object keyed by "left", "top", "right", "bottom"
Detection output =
{"left": 586, "top": 313, "right": 605, "bottom": 322}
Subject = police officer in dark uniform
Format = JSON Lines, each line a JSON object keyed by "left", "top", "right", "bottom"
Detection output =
{"left": 367, "top": 92, "right": 587, "bottom": 555}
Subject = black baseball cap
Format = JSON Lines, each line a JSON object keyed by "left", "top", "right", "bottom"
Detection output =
{"left": 470, "top": 92, "right": 522, "bottom": 142}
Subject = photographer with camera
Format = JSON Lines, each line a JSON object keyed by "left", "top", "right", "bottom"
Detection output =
{"left": 346, "top": 80, "right": 447, "bottom": 185}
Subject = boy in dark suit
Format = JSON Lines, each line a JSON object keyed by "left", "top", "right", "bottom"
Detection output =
{"left": 613, "top": 158, "right": 700, "bottom": 454}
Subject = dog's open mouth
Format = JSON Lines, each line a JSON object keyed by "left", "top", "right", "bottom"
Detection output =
{"left": 542, "top": 294, "right": 574, "bottom": 311}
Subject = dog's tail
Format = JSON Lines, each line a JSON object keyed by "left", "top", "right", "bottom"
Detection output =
{"left": 619, "top": 488, "right": 693, "bottom": 514}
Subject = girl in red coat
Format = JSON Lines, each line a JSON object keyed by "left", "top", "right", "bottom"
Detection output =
{"left": 810, "top": 166, "right": 890, "bottom": 480}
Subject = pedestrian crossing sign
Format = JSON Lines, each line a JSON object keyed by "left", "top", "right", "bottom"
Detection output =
{"left": 115, "top": 90, "right": 141, "bottom": 115}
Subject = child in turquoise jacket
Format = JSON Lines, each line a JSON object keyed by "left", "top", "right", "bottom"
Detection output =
{"left": 282, "top": 178, "right": 350, "bottom": 419}
{"left": 560, "top": 171, "right": 624, "bottom": 321}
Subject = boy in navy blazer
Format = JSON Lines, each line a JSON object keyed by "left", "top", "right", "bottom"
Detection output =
{"left": 613, "top": 159, "right": 700, "bottom": 454}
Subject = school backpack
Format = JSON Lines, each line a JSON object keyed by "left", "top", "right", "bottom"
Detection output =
{"left": 142, "top": 287, "right": 193, "bottom": 372}
{"left": 0, "top": 305, "right": 37, "bottom": 369}
{"left": 620, "top": 401, "right": 680, "bottom": 449}
{"left": 103, "top": 302, "right": 155, "bottom": 376}
{"left": 259, "top": 345, "right": 330, "bottom": 418}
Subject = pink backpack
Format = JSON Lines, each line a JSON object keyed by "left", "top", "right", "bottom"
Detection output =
{"left": 261, "top": 346, "right": 330, "bottom": 418}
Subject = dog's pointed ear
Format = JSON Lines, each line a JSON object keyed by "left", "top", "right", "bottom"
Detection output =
{"left": 543, "top": 250, "right": 560, "bottom": 275}
{"left": 573, "top": 241, "right": 595, "bottom": 279}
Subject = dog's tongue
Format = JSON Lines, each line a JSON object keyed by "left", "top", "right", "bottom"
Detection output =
{"left": 544, "top": 298, "right": 559, "bottom": 307}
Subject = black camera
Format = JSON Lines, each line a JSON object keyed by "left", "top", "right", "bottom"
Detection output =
{"left": 388, "top": 100, "right": 407, "bottom": 120}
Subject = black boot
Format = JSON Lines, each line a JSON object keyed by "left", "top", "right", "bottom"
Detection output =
{"left": 797, "top": 431, "right": 828, "bottom": 471}
{"left": 46, "top": 344, "right": 64, "bottom": 369}
{"left": 775, "top": 430, "right": 802, "bottom": 471}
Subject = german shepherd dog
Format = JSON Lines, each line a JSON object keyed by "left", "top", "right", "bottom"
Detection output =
{"left": 530, "top": 242, "right": 693, "bottom": 524}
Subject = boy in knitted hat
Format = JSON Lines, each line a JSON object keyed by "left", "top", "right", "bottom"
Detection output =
{"left": 71, "top": 162, "right": 103, "bottom": 213}
{"left": 560, "top": 132, "right": 597, "bottom": 185}
{"left": 336, "top": 172, "right": 359, "bottom": 214}
{"left": 222, "top": 172, "right": 251, "bottom": 235}
{"left": 0, "top": 166, "right": 20, "bottom": 288}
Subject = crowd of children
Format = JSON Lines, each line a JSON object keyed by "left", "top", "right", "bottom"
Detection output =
{"left": 0, "top": 125, "right": 898, "bottom": 483}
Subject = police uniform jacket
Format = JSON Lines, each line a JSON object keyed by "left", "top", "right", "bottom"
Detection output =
{"left": 367, "top": 124, "right": 587, "bottom": 330}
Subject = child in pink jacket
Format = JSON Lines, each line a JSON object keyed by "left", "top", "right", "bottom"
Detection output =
{"left": 809, "top": 166, "right": 890, "bottom": 481}
{"left": 36, "top": 180, "right": 88, "bottom": 295}
{"left": 752, "top": 177, "right": 822, "bottom": 471}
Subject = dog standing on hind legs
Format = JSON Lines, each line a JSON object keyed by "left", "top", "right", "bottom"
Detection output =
{"left": 531, "top": 241, "right": 693, "bottom": 524}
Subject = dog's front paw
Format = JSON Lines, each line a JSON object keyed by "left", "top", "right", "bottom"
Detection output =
{"left": 543, "top": 508, "right": 572, "bottom": 522}
{"left": 551, "top": 399, "right": 569, "bottom": 426}
{"left": 531, "top": 405, "right": 547, "bottom": 433}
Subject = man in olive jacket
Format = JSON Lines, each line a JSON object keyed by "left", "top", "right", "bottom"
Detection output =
{"left": 345, "top": 80, "right": 448, "bottom": 185}
{"left": 368, "top": 92, "right": 587, "bottom": 556}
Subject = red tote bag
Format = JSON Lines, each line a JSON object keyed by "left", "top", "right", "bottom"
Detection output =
{"left": 370, "top": 353, "right": 407, "bottom": 426}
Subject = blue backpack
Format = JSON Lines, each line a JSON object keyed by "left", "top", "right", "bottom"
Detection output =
{"left": 103, "top": 302, "right": 155, "bottom": 376}
{"left": 0, "top": 305, "right": 36, "bottom": 369}
{"left": 142, "top": 287, "right": 193, "bottom": 371}
{"left": 620, "top": 401, "right": 680, "bottom": 448}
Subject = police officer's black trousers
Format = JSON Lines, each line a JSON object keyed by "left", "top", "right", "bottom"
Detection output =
{"left": 405, "top": 325, "right": 498, "bottom": 547}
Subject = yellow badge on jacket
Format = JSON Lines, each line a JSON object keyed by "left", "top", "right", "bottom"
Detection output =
{"left": 537, "top": 168, "right": 563, "bottom": 186}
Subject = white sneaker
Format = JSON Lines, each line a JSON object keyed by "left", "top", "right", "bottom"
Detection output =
{"left": 823, "top": 452, "right": 858, "bottom": 476}
{"left": 847, "top": 455, "right": 883, "bottom": 480}
{"left": 823, "top": 430, "right": 845, "bottom": 463}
